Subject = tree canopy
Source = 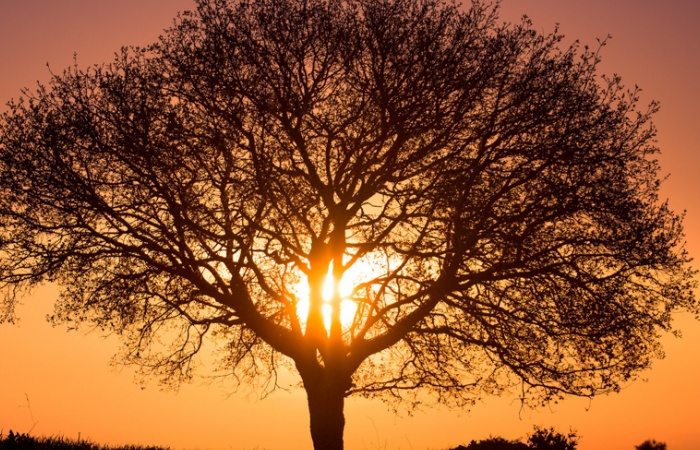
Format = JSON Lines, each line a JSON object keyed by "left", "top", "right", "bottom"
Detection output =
{"left": 0, "top": 0, "right": 696, "bottom": 448}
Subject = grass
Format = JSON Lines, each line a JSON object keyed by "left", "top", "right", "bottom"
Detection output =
{"left": 0, "top": 430, "right": 169, "bottom": 450}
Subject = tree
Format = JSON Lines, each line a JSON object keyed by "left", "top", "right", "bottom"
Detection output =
{"left": 0, "top": 0, "right": 696, "bottom": 448}
{"left": 636, "top": 439, "right": 667, "bottom": 450}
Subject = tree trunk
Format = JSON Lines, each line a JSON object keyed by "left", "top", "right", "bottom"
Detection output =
{"left": 303, "top": 370, "right": 347, "bottom": 450}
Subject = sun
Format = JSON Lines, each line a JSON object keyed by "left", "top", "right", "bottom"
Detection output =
{"left": 293, "top": 263, "right": 364, "bottom": 333}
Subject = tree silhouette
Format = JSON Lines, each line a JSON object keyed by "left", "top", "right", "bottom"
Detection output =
{"left": 0, "top": 0, "right": 696, "bottom": 448}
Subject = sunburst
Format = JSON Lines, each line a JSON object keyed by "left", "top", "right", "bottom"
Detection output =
{"left": 293, "top": 262, "right": 365, "bottom": 333}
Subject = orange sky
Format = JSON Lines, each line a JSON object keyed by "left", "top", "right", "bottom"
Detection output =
{"left": 1, "top": 1, "right": 699, "bottom": 449}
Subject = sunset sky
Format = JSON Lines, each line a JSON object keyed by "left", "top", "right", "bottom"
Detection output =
{"left": 1, "top": 1, "right": 699, "bottom": 450}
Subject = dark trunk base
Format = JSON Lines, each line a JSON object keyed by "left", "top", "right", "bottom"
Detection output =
{"left": 301, "top": 362, "right": 349, "bottom": 450}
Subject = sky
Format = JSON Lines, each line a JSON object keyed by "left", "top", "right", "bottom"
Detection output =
{"left": 1, "top": 1, "right": 699, "bottom": 449}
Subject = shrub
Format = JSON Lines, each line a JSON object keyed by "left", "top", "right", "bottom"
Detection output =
{"left": 450, "top": 426, "right": 578, "bottom": 450}
{"left": 527, "top": 427, "right": 578, "bottom": 450}
{"left": 453, "top": 436, "right": 529, "bottom": 450}
{"left": 635, "top": 440, "right": 667, "bottom": 450}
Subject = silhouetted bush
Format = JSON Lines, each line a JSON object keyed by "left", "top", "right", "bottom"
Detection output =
{"left": 527, "top": 427, "right": 578, "bottom": 450}
{"left": 453, "top": 436, "right": 529, "bottom": 450}
{"left": 450, "top": 426, "right": 578, "bottom": 450}
{"left": 635, "top": 440, "right": 667, "bottom": 450}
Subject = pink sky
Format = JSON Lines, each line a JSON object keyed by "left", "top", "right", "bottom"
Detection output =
{"left": 1, "top": 1, "right": 699, "bottom": 449}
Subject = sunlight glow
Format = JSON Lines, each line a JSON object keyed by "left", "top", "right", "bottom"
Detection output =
{"left": 294, "top": 263, "right": 364, "bottom": 333}
{"left": 322, "top": 267, "right": 335, "bottom": 302}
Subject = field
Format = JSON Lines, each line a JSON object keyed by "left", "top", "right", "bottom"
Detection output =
{"left": 0, "top": 431, "right": 169, "bottom": 450}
